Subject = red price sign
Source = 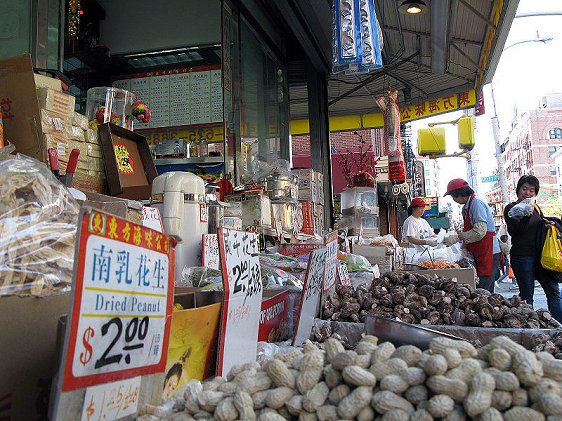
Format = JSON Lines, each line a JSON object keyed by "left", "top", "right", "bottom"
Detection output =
{"left": 61, "top": 209, "right": 175, "bottom": 392}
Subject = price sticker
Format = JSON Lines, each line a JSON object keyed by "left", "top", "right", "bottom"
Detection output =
{"left": 202, "top": 234, "right": 219, "bottom": 270}
{"left": 323, "top": 232, "right": 339, "bottom": 297}
{"left": 81, "top": 376, "right": 140, "bottom": 421}
{"left": 292, "top": 247, "right": 328, "bottom": 346}
{"left": 217, "top": 228, "right": 263, "bottom": 376}
{"left": 61, "top": 210, "right": 175, "bottom": 392}
{"left": 337, "top": 263, "right": 351, "bottom": 286}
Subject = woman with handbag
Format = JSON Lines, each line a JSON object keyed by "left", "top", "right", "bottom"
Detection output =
{"left": 503, "top": 175, "right": 562, "bottom": 323}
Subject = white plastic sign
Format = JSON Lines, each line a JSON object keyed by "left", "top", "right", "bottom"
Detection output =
{"left": 323, "top": 232, "right": 338, "bottom": 297}
{"left": 202, "top": 234, "right": 220, "bottom": 270}
{"left": 217, "top": 228, "right": 263, "bottom": 376}
{"left": 292, "top": 247, "right": 328, "bottom": 346}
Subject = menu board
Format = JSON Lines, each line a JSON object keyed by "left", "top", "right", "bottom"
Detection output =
{"left": 129, "top": 77, "right": 150, "bottom": 129}
{"left": 169, "top": 73, "right": 191, "bottom": 126}
{"left": 149, "top": 75, "right": 170, "bottom": 128}
{"left": 113, "top": 66, "right": 222, "bottom": 129}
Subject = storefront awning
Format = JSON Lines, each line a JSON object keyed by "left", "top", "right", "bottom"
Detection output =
{"left": 287, "top": 0, "right": 519, "bottom": 123}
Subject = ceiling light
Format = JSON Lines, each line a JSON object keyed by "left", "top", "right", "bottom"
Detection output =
{"left": 399, "top": 0, "right": 428, "bottom": 15}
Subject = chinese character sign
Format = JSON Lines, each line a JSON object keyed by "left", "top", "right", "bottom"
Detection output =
{"left": 62, "top": 210, "right": 175, "bottom": 391}
{"left": 114, "top": 144, "right": 135, "bottom": 174}
{"left": 217, "top": 228, "right": 263, "bottom": 376}
{"left": 80, "top": 377, "right": 140, "bottom": 421}
{"left": 202, "top": 234, "right": 220, "bottom": 270}
{"left": 292, "top": 247, "right": 328, "bottom": 346}
{"left": 323, "top": 232, "right": 339, "bottom": 297}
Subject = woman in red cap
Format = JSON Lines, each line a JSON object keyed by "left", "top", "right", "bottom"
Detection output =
{"left": 402, "top": 197, "right": 438, "bottom": 251}
{"left": 443, "top": 178, "right": 500, "bottom": 293}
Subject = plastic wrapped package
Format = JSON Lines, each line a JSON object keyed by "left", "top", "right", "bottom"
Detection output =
{"left": 0, "top": 155, "right": 79, "bottom": 295}
{"left": 259, "top": 253, "right": 300, "bottom": 271}
{"left": 261, "top": 264, "right": 304, "bottom": 289}
{"left": 256, "top": 341, "right": 299, "bottom": 364}
{"left": 508, "top": 197, "right": 536, "bottom": 219}
{"left": 0, "top": 141, "right": 15, "bottom": 160}
{"left": 179, "top": 267, "right": 222, "bottom": 290}
{"left": 337, "top": 250, "right": 372, "bottom": 272}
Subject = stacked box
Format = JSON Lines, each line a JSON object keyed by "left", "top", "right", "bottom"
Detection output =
{"left": 293, "top": 168, "right": 324, "bottom": 204}
{"left": 339, "top": 187, "right": 379, "bottom": 237}
{"left": 36, "top": 87, "right": 106, "bottom": 193}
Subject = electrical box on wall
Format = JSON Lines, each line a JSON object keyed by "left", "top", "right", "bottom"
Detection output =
{"left": 417, "top": 127, "right": 446, "bottom": 156}
{"left": 458, "top": 115, "right": 475, "bottom": 150}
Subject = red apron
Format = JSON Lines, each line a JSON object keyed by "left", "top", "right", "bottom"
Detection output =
{"left": 463, "top": 194, "right": 495, "bottom": 277}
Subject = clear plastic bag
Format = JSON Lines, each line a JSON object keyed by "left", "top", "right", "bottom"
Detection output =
{"left": 179, "top": 266, "right": 223, "bottom": 290}
{"left": 508, "top": 197, "right": 536, "bottom": 219}
{"left": 0, "top": 155, "right": 79, "bottom": 295}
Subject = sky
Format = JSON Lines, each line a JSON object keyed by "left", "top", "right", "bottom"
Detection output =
{"left": 411, "top": 0, "right": 562, "bottom": 210}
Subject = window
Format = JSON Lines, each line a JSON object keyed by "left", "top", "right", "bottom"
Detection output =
{"left": 549, "top": 146, "right": 557, "bottom": 156}
{"left": 549, "top": 128, "right": 562, "bottom": 139}
{"left": 550, "top": 165, "right": 558, "bottom": 176}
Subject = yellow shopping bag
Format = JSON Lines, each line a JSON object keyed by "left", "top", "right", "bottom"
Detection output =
{"left": 541, "top": 226, "right": 562, "bottom": 272}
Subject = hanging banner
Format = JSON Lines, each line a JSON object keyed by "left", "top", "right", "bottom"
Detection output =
{"left": 217, "top": 228, "right": 263, "bottom": 376}
{"left": 292, "top": 247, "right": 328, "bottom": 346}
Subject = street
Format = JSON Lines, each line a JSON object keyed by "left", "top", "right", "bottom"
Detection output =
{"left": 495, "top": 281, "right": 549, "bottom": 310}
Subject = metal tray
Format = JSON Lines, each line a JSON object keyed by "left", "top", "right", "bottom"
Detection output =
{"left": 365, "top": 315, "right": 465, "bottom": 350}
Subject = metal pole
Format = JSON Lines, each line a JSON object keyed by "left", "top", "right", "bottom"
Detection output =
{"left": 490, "top": 85, "right": 509, "bottom": 205}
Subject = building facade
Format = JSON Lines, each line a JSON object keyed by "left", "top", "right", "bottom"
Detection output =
{"left": 418, "top": 157, "right": 441, "bottom": 198}
{"left": 501, "top": 100, "right": 562, "bottom": 200}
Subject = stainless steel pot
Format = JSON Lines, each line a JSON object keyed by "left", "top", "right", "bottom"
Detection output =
{"left": 207, "top": 200, "right": 227, "bottom": 234}
{"left": 271, "top": 200, "right": 298, "bottom": 233}
{"left": 263, "top": 172, "right": 299, "bottom": 200}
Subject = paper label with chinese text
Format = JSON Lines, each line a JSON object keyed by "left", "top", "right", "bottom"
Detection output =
{"left": 292, "top": 247, "right": 327, "bottom": 346}
{"left": 217, "top": 228, "right": 263, "bottom": 376}
{"left": 80, "top": 376, "right": 140, "bottom": 421}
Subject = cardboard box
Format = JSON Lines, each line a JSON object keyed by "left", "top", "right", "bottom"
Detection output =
{"left": 0, "top": 56, "right": 44, "bottom": 161}
{"left": 352, "top": 244, "right": 392, "bottom": 258}
{"left": 72, "top": 112, "right": 89, "bottom": 130}
{"left": 224, "top": 192, "right": 272, "bottom": 228}
{"left": 40, "top": 109, "right": 72, "bottom": 134}
{"left": 407, "top": 268, "right": 477, "bottom": 289}
{"left": 0, "top": 293, "right": 71, "bottom": 420}
{"left": 259, "top": 290, "right": 290, "bottom": 342}
{"left": 33, "top": 73, "right": 62, "bottom": 91}
{"left": 293, "top": 168, "right": 315, "bottom": 190}
{"left": 37, "top": 87, "right": 75, "bottom": 117}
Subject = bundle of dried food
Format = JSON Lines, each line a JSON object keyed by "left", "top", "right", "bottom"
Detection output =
{"left": 0, "top": 157, "right": 79, "bottom": 296}
{"left": 320, "top": 271, "right": 560, "bottom": 329}
{"left": 138, "top": 334, "right": 562, "bottom": 420}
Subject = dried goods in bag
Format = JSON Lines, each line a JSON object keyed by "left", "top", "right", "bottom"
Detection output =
{"left": 0, "top": 155, "right": 79, "bottom": 295}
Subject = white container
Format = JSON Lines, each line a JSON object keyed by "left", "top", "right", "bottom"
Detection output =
{"left": 341, "top": 187, "right": 378, "bottom": 215}
{"left": 151, "top": 172, "right": 208, "bottom": 282}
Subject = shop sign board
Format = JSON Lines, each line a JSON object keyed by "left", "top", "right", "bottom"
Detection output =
{"left": 481, "top": 175, "right": 499, "bottom": 183}
{"left": 422, "top": 196, "right": 439, "bottom": 217}
{"left": 52, "top": 208, "right": 176, "bottom": 420}
{"left": 217, "top": 228, "right": 263, "bottom": 376}
{"left": 202, "top": 233, "right": 220, "bottom": 270}
{"left": 292, "top": 247, "right": 328, "bottom": 346}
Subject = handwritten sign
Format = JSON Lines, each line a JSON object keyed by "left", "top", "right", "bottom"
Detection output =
{"left": 217, "top": 228, "right": 263, "bottom": 376}
{"left": 202, "top": 234, "right": 220, "bottom": 270}
{"left": 292, "top": 247, "right": 328, "bottom": 346}
{"left": 337, "top": 263, "right": 351, "bottom": 286}
{"left": 142, "top": 206, "right": 164, "bottom": 233}
{"left": 80, "top": 376, "right": 140, "bottom": 421}
{"left": 60, "top": 209, "right": 175, "bottom": 392}
{"left": 323, "top": 231, "right": 339, "bottom": 297}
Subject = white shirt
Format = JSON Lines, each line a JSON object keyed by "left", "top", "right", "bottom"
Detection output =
{"left": 402, "top": 215, "right": 434, "bottom": 251}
